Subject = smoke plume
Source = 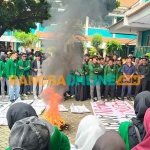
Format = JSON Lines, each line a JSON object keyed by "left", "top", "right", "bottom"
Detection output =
{"left": 41, "top": 0, "right": 118, "bottom": 95}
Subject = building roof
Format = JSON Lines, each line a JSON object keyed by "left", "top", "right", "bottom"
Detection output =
{"left": 36, "top": 31, "right": 136, "bottom": 45}
{"left": 127, "top": 1, "right": 150, "bottom": 17}
{"left": 118, "top": 0, "right": 139, "bottom": 8}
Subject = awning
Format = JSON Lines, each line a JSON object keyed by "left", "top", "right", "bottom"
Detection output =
{"left": 109, "top": 1, "right": 150, "bottom": 34}
{"left": 0, "top": 35, "right": 19, "bottom": 42}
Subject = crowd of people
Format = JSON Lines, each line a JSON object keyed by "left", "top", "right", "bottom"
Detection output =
{"left": 4, "top": 90, "right": 150, "bottom": 150}
{"left": 72, "top": 53, "right": 150, "bottom": 103}
{"left": 0, "top": 49, "right": 150, "bottom": 103}
{"left": 0, "top": 49, "right": 49, "bottom": 102}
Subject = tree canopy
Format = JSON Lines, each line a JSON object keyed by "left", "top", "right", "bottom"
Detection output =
{"left": 0, "top": 0, "right": 51, "bottom": 37}
{"left": 14, "top": 31, "right": 39, "bottom": 47}
{"left": 92, "top": 34, "right": 103, "bottom": 49}
{"left": 106, "top": 40, "right": 122, "bottom": 55}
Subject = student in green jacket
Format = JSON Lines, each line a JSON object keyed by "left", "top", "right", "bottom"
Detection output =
{"left": 6, "top": 116, "right": 70, "bottom": 150}
{"left": 18, "top": 53, "right": 31, "bottom": 97}
{"left": 99, "top": 57, "right": 106, "bottom": 97}
{"left": 75, "top": 67, "right": 87, "bottom": 101}
{"left": 116, "top": 57, "right": 123, "bottom": 100}
{"left": 83, "top": 54, "right": 90, "bottom": 99}
{"left": 89, "top": 56, "right": 102, "bottom": 102}
{"left": 5, "top": 51, "right": 20, "bottom": 102}
{"left": 104, "top": 58, "right": 117, "bottom": 102}
{"left": 0, "top": 54, "right": 9, "bottom": 98}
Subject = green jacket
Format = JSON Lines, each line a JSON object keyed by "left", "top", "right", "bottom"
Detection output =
{"left": 99, "top": 64, "right": 105, "bottom": 77}
{"left": 18, "top": 59, "right": 31, "bottom": 78}
{"left": 75, "top": 67, "right": 85, "bottom": 83}
{"left": 0, "top": 60, "right": 5, "bottom": 77}
{"left": 116, "top": 64, "right": 123, "bottom": 80}
{"left": 118, "top": 121, "right": 132, "bottom": 150}
{"left": 83, "top": 62, "right": 89, "bottom": 75}
{"left": 104, "top": 65, "right": 118, "bottom": 83}
{"left": 88, "top": 63, "right": 102, "bottom": 80}
{"left": 6, "top": 126, "right": 70, "bottom": 150}
{"left": 5, "top": 58, "right": 18, "bottom": 79}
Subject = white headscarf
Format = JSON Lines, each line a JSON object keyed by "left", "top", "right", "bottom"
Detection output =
{"left": 74, "top": 115, "right": 106, "bottom": 150}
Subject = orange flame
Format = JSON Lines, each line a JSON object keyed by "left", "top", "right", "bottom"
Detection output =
{"left": 41, "top": 87, "right": 66, "bottom": 130}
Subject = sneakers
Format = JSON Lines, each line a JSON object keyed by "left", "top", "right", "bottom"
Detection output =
{"left": 116, "top": 97, "right": 121, "bottom": 100}
{"left": 94, "top": 97, "right": 97, "bottom": 101}
{"left": 15, "top": 97, "right": 22, "bottom": 102}
{"left": 27, "top": 92, "right": 31, "bottom": 95}
{"left": 104, "top": 99, "right": 108, "bottom": 102}
{"left": 71, "top": 95, "right": 75, "bottom": 98}
{"left": 34, "top": 95, "right": 38, "bottom": 99}
{"left": 66, "top": 93, "right": 70, "bottom": 97}
{"left": 23, "top": 94, "right": 28, "bottom": 97}
{"left": 1, "top": 95, "right": 5, "bottom": 99}
{"left": 127, "top": 97, "right": 132, "bottom": 101}
{"left": 10, "top": 99, "right": 15, "bottom": 103}
{"left": 111, "top": 99, "right": 115, "bottom": 102}
{"left": 121, "top": 97, "right": 124, "bottom": 101}
{"left": 97, "top": 100, "right": 104, "bottom": 104}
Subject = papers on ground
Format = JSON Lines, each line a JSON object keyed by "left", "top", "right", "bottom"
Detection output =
{"left": 70, "top": 103, "right": 90, "bottom": 114}
{"left": 91, "top": 100, "right": 136, "bottom": 130}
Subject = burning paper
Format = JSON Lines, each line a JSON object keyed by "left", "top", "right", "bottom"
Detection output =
{"left": 41, "top": 87, "right": 66, "bottom": 130}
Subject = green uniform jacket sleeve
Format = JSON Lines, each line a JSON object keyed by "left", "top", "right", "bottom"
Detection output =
{"left": 83, "top": 63, "right": 89, "bottom": 74}
{"left": 104, "top": 65, "right": 107, "bottom": 83}
{"left": 24, "top": 60, "right": 31, "bottom": 71}
{"left": 50, "top": 126, "right": 70, "bottom": 150}
{"left": 88, "top": 63, "right": 94, "bottom": 72}
{"left": 0, "top": 61, "right": 3, "bottom": 77}
{"left": 5, "top": 60, "right": 10, "bottom": 79}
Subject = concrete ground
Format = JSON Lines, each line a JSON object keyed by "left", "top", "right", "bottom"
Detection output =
{"left": 0, "top": 98, "right": 93, "bottom": 150}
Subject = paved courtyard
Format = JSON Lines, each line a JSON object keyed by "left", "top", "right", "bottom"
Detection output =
{"left": 0, "top": 98, "right": 93, "bottom": 150}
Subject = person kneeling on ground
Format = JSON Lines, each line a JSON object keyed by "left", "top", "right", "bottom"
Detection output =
{"left": 6, "top": 102, "right": 37, "bottom": 129}
{"left": 6, "top": 116, "right": 70, "bottom": 150}
{"left": 118, "top": 91, "right": 150, "bottom": 150}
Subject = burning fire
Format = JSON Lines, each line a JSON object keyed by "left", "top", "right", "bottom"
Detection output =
{"left": 41, "top": 87, "right": 66, "bottom": 130}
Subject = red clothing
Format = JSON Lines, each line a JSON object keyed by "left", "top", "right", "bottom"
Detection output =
{"left": 132, "top": 108, "right": 150, "bottom": 150}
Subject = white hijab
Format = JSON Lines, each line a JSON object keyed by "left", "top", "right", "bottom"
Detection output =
{"left": 74, "top": 115, "right": 106, "bottom": 150}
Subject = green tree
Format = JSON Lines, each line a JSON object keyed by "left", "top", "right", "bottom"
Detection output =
{"left": 0, "top": 0, "right": 51, "bottom": 37}
{"left": 89, "top": 47, "right": 97, "bottom": 57}
{"left": 14, "top": 32, "right": 39, "bottom": 48}
{"left": 106, "top": 40, "right": 122, "bottom": 55}
{"left": 92, "top": 34, "right": 103, "bottom": 50}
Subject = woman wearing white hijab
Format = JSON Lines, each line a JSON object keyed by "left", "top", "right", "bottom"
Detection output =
{"left": 74, "top": 115, "right": 106, "bottom": 150}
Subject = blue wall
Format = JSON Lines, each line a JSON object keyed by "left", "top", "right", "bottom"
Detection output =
{"left": 86, "top": 28, "right": 136, "bottom": 39}
{"left": 39, "top": 24, "right": 60, "bottom": 32}
{"left": 141, "top": 30, "right": 150, "bottom": 46}
{"left": 38, "top": 24, "right": 137, "bottom": 39}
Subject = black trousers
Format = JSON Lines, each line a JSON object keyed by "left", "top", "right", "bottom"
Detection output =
{"left": 101, "top": 83, "right": 105, "bottom": 97}
{"left": 135, "top": 79, "right": 147, "bottom": 96}
{"left": 105, "top": 85, "right": 115, "bottom": 99}
{"left": 117, "top": 85, "right": 122, "bottom": 97}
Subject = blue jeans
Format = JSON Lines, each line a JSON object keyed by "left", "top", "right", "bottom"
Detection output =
{"left": 8, "top": 78, "right": 20, "bottom": 100}
{"left": 121, "top": 85, "right": 132, "bottom": 97}
{"left": 1, "top": 77, "right": 9, "bottom": 95}
{"left": 70, "top": 85, "right": 75, "bottom": 95}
